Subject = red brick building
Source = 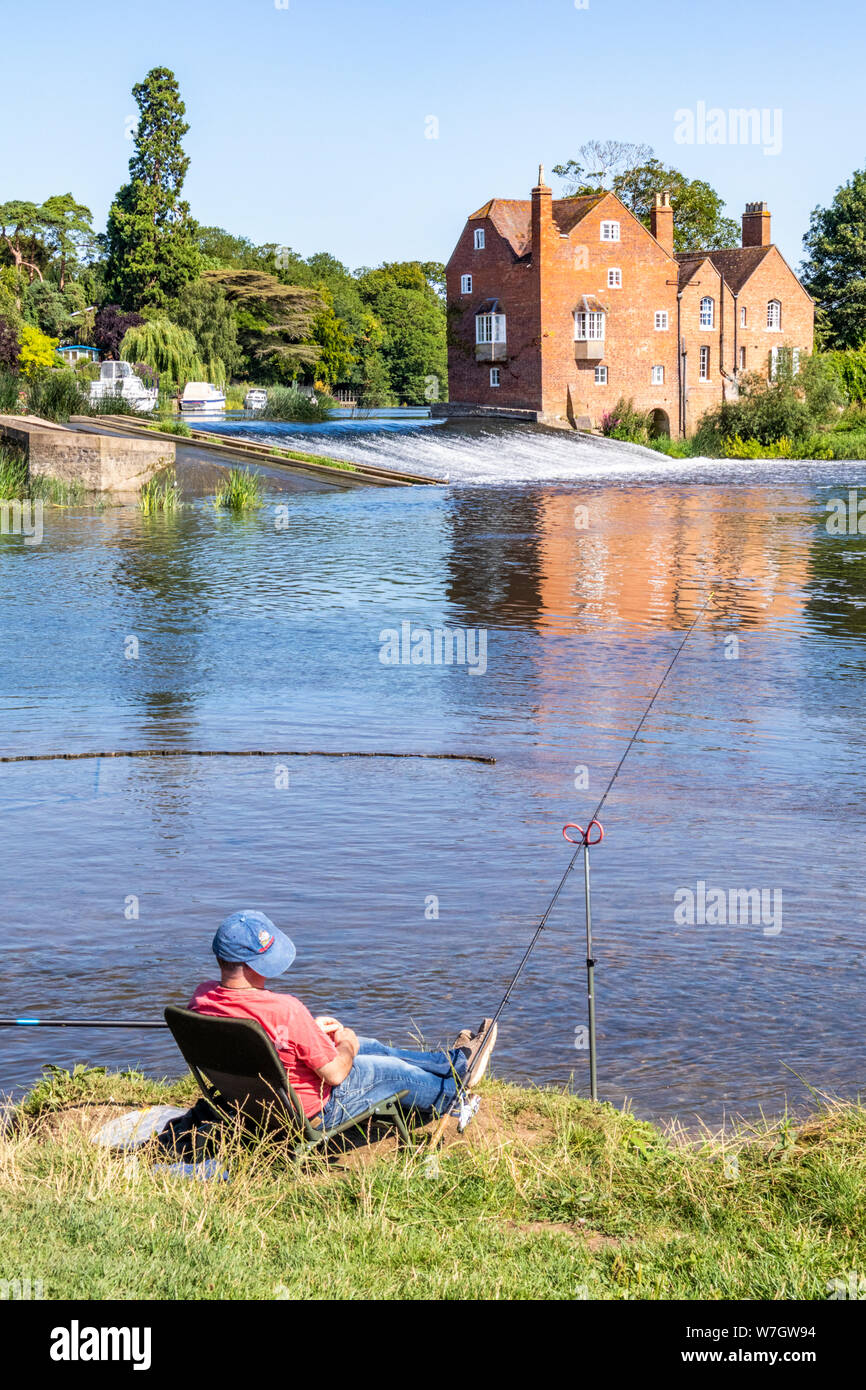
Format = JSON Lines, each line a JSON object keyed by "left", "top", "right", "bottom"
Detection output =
{"left": 445, "top": 170, "right": 813, "bottom": 437}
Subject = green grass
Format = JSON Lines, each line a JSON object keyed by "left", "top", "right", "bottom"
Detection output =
{"left": 149, "top": 415, "right": 192, "bottom": 438}
{"left": 139, "top": 469, "right": 183, "bottom": 515}
{"left": 1, "top": 1067, "right": 864, "bottom": 1300}
{"left": 268, "top": 446, "right": 357, "bottom": 472}
{"left": 214, "top": 467, "right": 264, "bottom": 511}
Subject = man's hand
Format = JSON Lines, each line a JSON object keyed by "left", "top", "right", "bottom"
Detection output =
{"left": 333, "top": 1025, "right": 359, "bottom": 1054}
{"left": 314, "top": 1026, "right": 360, "bottom": 1086}
{"left": 314, "top": 1015, "right": 343, "bottom": 1036}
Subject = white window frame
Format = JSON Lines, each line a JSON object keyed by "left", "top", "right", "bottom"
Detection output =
{"left": 460, "top": 273, "right": 472, "bottom": 294}
{"left": 767, "top": 299, "right": 781, "bottom": 331}
{"left": 651, "top": 365, "right": 664, "bottom": 385}
{"left": 600, "top": 220, "right": 621, "bottom": 242}
{"left": 607, "top": 267, "right": 622, "bottom": 289}
{"left": 699, "top": 345, "right": 710, "bottom": 380}
{"left": 654, "top": 311, "right": 669, "bottom": 331}
{"left": 740, "top": 306, "right": 747, "bottom": 327}
{"left": 700, "top": 297, "right": 715, "bottom": 329}
{"left": 489, "top": 366, "right": 500, "bottom": 387}
{"left": 475, "top": 312, "right": 506, "bottom": 344}
{"left": 574, "top": 310, "right": 606, "bottom": 341}
{"left": 594, "top": 365, "right": 608, "bottom": 385}
{"left": 474, "top": 229, "right": 485, "bottom": 250}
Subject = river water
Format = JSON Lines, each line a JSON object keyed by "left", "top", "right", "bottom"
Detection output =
{"left": 2, "top": 416, "right": 865, "bottom": 1125}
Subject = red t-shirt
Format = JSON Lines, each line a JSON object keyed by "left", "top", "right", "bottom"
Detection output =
{"left": 188, "top": 982, "right": 337, "bottom": 1117}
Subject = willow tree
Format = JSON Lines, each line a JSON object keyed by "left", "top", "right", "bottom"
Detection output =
{"left": 106, "top": 68, "right": 201, "bottom": 311}
{"left": 120, "top": 318, "right": 212, "bottom": 387}
{"left": 203, "top": 269, "right": 321, "bottom": 378}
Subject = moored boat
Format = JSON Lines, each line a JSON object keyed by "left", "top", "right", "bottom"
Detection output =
{"left": 180, "top": 382, "right": 226, "bottom": 414}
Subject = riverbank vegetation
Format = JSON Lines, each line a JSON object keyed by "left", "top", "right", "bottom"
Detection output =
{"left": 1, "top": 1066, "right": 863, "bottom": 1300}
{"left": 0, "top": 68, "right": 446, "bottom": 416}
{"left": 0, "top": 444, "right": 89, "bottom": 506}
{"left": 139, "top": 468, "right": 182, "bottom": 516}
{"left": 604, "top": 350, "right": 866, "bottom": 459}
{"left": 214, "top": 466, "right": 263, "bottom": 511}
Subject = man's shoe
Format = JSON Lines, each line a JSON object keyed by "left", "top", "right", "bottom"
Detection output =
{"left": 454, "top": 1018, "right": 498, "bottom": 1084}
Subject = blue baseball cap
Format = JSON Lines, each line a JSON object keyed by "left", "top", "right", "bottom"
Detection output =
{"left": 212, "top": 910, "right": 296, "bottom": 978}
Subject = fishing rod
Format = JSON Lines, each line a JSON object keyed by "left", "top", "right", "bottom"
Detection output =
{"left": 430, "top": 586, "right": 719, "bottom": 1145}
{"left": 0, "top": 1018, "right": 168, "bottom": 1029}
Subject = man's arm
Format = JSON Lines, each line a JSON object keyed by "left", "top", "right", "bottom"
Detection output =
{"left": 315, "top": 1026, "right": 359, "bottom": 1086}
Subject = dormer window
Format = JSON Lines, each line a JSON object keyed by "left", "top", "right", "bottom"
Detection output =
{"left": 473, "top": 229, "right": 485, "bottom": 250}
{"left": 600, "top": 220, "right": 620, "bottom": 242}
{"left": 700, "top": 297, "right": 715, "bottom": 329}
{"left": 460, "top": 274, "right": 472, "bottom": 294}
{"left": 767, "top": 300, "right": 781, "bottom": 330}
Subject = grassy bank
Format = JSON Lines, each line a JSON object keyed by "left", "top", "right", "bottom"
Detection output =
{"left": 1, "top": 1067, "right": 863, "bottom": 1300}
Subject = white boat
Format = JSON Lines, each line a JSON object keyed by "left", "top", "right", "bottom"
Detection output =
{"left": 89, "top": 360, "right": 158, "bottom": 413}
{"left": 180, "top": 382, "right": 226, "bottom": 415}
{"left": 244, "top": 388, "right": 268, "bottom": 412}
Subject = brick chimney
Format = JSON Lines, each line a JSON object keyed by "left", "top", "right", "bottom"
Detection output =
{"left": 742, "top": 201, "right": 771, "bottom": 247}
{"left": 650, "top": 192, "right": 674, "bottom": 255}
{"left": 531, "top": 163, "right": 554, "bottom": 253}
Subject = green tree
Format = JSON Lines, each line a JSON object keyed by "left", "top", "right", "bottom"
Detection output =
{"left": 120, "top": 318, "right": 205, "bottom": 387}
{"left": 553, "top": 146, "right": 738, "bottom": 252}
{"left": 356, "top": 262, "right": 447, "bottom": 404}
{"left": 40, "top": 194, "right": 94, "bottom": 290}
{"left": 0, "top": 201, "right": 49, "bottom": 297}
{"left": 801, "top": 168, "right": 866, "bottom": 350}
{"left": 170, "top": 278, "right": 241, "bottom": 384}
{"left": 204, "top": 269, "right": 321, "bottom": 379}
{"left": 311, "top": 290, "right": 356, "bottom": 387}
{"left": 106, "top": 68, "right": 202, "bottom": 310}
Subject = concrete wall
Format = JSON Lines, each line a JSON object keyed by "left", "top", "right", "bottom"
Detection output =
{"left": 0, "top": 416, "right": 174, "bottom": 493}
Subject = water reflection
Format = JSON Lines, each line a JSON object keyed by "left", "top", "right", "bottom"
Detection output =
{"left": 2, "top": 445, "right": 866, "bottom": 1124}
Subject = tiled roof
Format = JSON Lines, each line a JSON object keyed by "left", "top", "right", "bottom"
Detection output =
{"left": 470, "top": 195, "right": 605, "bottom": 257}
{"left": 676, "top": 245, "right": 773, "bottom": 293}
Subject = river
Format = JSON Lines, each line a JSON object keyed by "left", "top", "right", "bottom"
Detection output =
{"left": 2, "top": 415, "right": 865, "bottom": 1125}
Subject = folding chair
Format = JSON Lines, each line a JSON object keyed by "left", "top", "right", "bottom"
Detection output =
{"left": 164, "top": 1006, "right": 412, "bottom": 1160}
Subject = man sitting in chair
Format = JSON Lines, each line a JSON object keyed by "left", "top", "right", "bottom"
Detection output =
{"left": 189, "top": 910, "right": 497, "bottom": 1129}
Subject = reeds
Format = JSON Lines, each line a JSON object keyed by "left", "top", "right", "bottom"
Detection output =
{"left": 214, "top": 467, "right": 263, "bottom": 511}
{"left": 139, "top": 468, "right": 183, "bottom": 515}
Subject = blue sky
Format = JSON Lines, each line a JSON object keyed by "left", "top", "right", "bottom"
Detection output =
{"left": 1, "top": 0, "right": 861, "bottom": 273}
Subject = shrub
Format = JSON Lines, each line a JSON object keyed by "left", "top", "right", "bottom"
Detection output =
{"left": 260, "top": 385, "right": 335, "bottom": 424}
{"left": 0, "top": 316, "right": 20, "bottom": 373}
{"left": 18, "top": 324, "right": 60, "bottom": 380}
{"left": 821, "top": 348, "right": 866, "bottom": 404}
{"left": 26, "top": 371, "right": 85, "bottom": 422}
{"left": 600, "top": 397, "right": 652, "bottom": 444}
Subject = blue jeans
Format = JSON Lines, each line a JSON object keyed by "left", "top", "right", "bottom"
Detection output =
{"left": 319, "top": 1037, "right": 467, "bottom": 1128}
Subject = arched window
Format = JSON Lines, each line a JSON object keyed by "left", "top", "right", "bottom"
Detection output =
{"left": 767, "top": 300, "right": 781, "bottom": 330}
{"left": 700, "top": 297, "right": 714, "bottom": 329}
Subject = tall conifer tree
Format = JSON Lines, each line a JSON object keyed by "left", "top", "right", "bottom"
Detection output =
{"left": 106, "top": 68, "right": 201, "bottom": 310}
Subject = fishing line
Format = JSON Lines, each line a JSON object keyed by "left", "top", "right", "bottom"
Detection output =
{"left": 432, "top": 585, "right": 719, "bottom": 1141}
